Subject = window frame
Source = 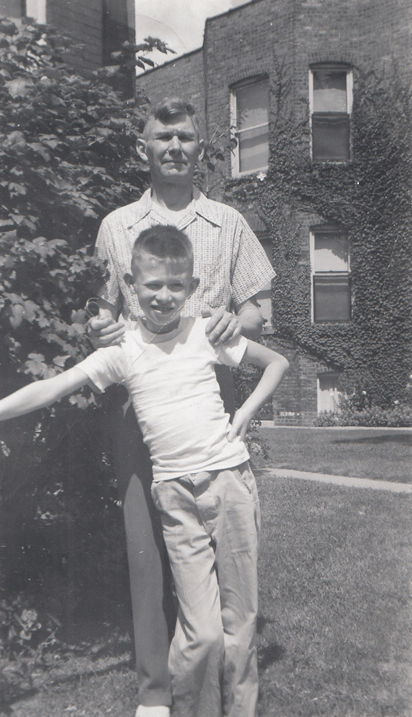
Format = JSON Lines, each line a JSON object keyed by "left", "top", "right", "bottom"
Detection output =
{"left": 230, "top": 75, "right": 269, "bottom": 177}
{"left": 309, "top": 63, "right": 353, "bottom": 163}
{"left": 317, "top": 371, "right": 342, "bottom": 414}
{"left": 310, "top": 227, "right": 351, "bottom": 324}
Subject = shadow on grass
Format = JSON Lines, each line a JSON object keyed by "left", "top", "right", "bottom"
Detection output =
{"left": 331, "top": 433, "right": 412, "bottom": 446}
{"left": 0, "top": 687, "right": 38, "bottom": 716}
{"left": 44, "top": 656, "right": 133, "bottom": 687}
{"left": 258, "top": 643, "right": 285, "bottom": 670}
{"left": 1, "top": 660, "right": 134, "bottom": 713}
{"left": 0, "top": 614, "right": 135, "bottom": 712}
{"left": 257, "top": 615, "right": 285, "bottom": 670}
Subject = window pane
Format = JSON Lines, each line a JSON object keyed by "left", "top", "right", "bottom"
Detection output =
{"left": 313, "top": 70, "right": 347, "bottom": 112}
{"left": 237, "top": 81, "right": 269, "bottom": 129}
{"left": 312, "top": 115, "right": 350, "bottom": 161}
{"left": 318, "top": 373, "right": 341, "bottom": 413}
{"left": 238, "top": 125, "right": 269, "bottom": 172}
{"left": 313, "top": 275, "right": 351, "bottom": 322}
{"left": 314, "top": 233, "right": 348, "bottom": 272}
{"left": 26, "top": 0, "right": 46, "bottom": 21}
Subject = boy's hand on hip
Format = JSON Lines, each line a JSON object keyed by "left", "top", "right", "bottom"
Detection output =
{"left": 203, "top": 307, "right": 241, "bottom": 345}
{"left": 86, "top": 316, "right": 125, "bottom": 349}
{"left": 228, "top": 407, "right": 253, "bottom": 443}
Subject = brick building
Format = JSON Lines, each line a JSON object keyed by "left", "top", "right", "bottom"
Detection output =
{"left": 138, "top": 0, "right": 411, "bottom": 425}
{"left": 0, "top": 0, "right": 135, "bottom": 79}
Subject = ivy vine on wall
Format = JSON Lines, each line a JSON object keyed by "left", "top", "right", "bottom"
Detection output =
{"left": 226, "top": 64, "right": 412, "bottom": 408}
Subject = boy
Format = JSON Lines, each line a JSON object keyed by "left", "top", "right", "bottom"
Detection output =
{"left": 0, "top": 225, "right": 289, "bottom": 717}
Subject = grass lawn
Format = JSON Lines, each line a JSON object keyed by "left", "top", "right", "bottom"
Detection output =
{"left": 256, "top": 427, "right": 412, "bottom": 483}
{"left": 257, "top": 476, "right": 412, "bottom": 716}
{"left": 5, "top": 476, "right": 412, "bottom": 717}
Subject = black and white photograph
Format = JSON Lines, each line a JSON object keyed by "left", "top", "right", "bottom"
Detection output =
{"left": 0, "top": 1, "right": 411, "bottom": 715}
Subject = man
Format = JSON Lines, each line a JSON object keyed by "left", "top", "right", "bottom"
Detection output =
{"left": 88, "top": 98, "right": 275, "bottom": 717}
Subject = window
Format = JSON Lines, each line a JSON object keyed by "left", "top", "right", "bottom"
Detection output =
{"left": 24, "top": 0, "right": 46, "bottom": 22}
{"left": 255, "top": 235, "right": 273, "bottom": 331}
{"left": 231, "top": 77, "right": 269, "bottom": 176}
{"left": 317, "top": 372, "right": 341, "bottom": 414}
{"left": 309, "top": 64, "right": 352, "bottom": 161}
{"left": 310, "top": 228, "right": 351, "bottom": 323}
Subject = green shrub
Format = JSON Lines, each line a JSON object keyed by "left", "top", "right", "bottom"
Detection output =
{"left": 316, "top": 404, "right": 412, "bottom": 427}
{"left": 0, "top": 18, "right": 175, "bottom": 632}
{"left": 0, "top": 17, "right": 228, "bottom": 638}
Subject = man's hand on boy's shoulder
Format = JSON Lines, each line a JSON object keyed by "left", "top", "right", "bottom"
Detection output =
{"left": 203, "top": 307, "right": 242, "bottom": 346}
{"left": 86, "top": 315, "right": 125, "bottom": 349}
{"left": 203, "top": 297, "right": 263, "bottom": 346}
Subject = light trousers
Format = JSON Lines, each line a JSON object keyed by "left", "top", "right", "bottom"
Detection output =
{"left": 109, "top": 366, "right": 236, "bottom": 707}
{"left": 151, "top": 462, "right": 261, "bottom": 717}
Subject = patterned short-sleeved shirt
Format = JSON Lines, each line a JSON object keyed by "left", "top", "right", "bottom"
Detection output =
{"left": 95, "top": 187, "right": 275, "bottom": 321}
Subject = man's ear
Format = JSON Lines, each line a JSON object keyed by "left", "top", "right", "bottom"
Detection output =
{"left": 136, "top": 137, "right": 148, "bottom": 163}
{"left": 198, "top": 139, "right": 205, "bottom": 162}
{"left": 189, "top": 277, "right": 200, "bottom": 297}
{"left": 124, "top": 272, "right": 135, "bottom": 290}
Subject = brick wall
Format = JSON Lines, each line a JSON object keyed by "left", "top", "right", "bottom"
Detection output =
{"left": 138, "top": 0, "right": 411, "bottom": 145}
{"left": 46, "top": 0, "right": 135, "bottom": 79}
{"left": 292, "top": 0, "right": 412, "bottom": 118}
{"left": 137, "top": 50, "right": 206, "bottom": 137}
{"left": 47, "top": 0, "right": 103, "bottom": 73}
{"left": 136, "top": 0, "right": 411, "bottom": 424}
{"left": 0, "top": 0, "right": 20, "bottom": 17}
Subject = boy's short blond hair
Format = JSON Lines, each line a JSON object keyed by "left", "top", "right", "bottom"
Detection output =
{"left": 131, "top": 225, "right": 194, "bottom": 276}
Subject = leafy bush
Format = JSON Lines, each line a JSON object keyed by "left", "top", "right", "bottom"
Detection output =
{"left": 0, "top": 18, "right": 176, "bottom": 630}
{"left": 233, "top": 362, "right": 270, "bottom": 459}
{"left": 0, "top": 17, "right": 231, "bottom": 637}
{"left": 0, "top": 595, "right": 59, "bottom": 659}
{"left": 0, "top": 594, "right": 63, "bottom": 707}
{"left": 316, "top": 404, "right": 412, "bottom": 427}
{"left": 0, "top": 17, "right": 164, "bottom": 383}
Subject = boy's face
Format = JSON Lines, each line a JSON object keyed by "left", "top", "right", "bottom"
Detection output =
{"left": 132, "top": 252, "right": 199, "bottom": 333}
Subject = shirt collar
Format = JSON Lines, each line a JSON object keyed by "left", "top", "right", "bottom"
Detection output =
{"left": 131, "top": 187, "right": 152, "bottom": 225}
{"left": 129, "top": 186, "right": 223, "bottom": 229}
{"left": 191, "top": 187, "right": 222, "bottom": 227}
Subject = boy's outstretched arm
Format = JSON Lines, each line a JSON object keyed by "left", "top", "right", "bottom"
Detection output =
{"left": 0, "top": 366, "right": 90, "bottom": 422}
{"left": 228, "top": 341, "right": 289, "bottom": 442}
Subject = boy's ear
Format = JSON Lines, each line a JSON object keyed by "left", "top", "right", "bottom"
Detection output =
{"left": 189, "top": 277, "right": 200, "bottom": 297}
{"left": 198, "top": 139, "right": 205, "bottom": 162}
{"left": 136, "top": 138, "right": 148, "bottom": 163}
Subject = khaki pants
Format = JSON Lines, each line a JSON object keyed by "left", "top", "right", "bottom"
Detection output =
{"left": 152, "top": 462, "right": 260, "bottom": 717}
{"left": 110, "top": 366, "right": 235, "bottom": 707}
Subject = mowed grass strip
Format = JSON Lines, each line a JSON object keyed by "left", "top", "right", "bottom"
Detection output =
{"left": 8, "top": 476, "right": 412, "bottom": 717}
{"left": 257, "top": 427, "right": 412, "bottom": 483}
{"left": 257, "top": 476, "right": 412, "bottom": 717}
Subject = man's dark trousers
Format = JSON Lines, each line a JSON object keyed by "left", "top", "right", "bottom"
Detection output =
{"left": 112, "top": 396, "right": 175, "bottom": 707}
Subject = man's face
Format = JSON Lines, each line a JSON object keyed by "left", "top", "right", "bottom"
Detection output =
{"left": 132, "top": 252, "right": 199, "bottom": 333}
{"left": 137, "top": 113, "right": 204, "bottom": 187}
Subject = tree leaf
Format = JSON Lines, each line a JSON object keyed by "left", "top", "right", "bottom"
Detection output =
{"left": 53, "top": 355, "right": 71, "bottom": 367}
{"left": 4, "top": 78, "right": 32, "bottom": 97}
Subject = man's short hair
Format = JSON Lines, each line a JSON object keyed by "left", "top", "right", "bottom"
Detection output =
{"left": 143, "top": 97, "right": 200, "bottom": 137}
{"left": 131, "top": 225, "right": 194, "bottom": 275}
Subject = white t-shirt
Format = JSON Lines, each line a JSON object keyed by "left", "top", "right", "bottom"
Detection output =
{"left": 79, "top": 317, "right": 250, "bottom": 481}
